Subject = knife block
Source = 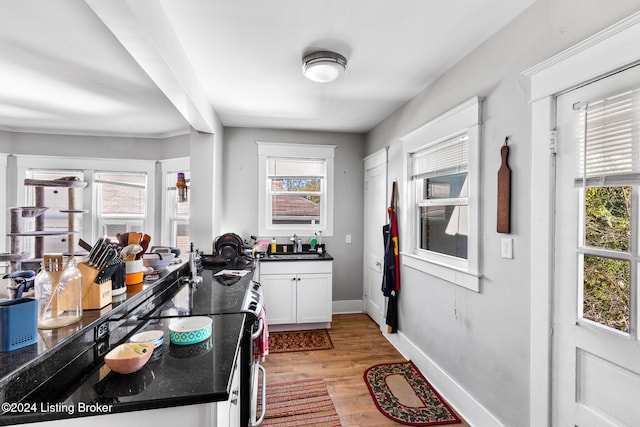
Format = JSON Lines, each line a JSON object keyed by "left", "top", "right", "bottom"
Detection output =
{"left": 77, "top": 262, "right": 112, "bottom": 310}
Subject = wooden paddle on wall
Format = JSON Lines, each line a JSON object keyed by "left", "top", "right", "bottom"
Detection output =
{"left": 497, "top": 137, "right": 511, "bottom": 234}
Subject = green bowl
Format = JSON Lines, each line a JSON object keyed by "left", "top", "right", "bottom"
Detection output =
{"left": 169, "top": 317, "right": 212, "bottom": 345}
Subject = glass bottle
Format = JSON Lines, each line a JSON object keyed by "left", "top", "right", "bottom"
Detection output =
{"left": 35, "top": 257, "right": 82, "bottom": 329}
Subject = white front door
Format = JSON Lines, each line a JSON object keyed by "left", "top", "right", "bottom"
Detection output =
{"left": 363, "top": 150, "right": 387, "bottom": 326}
{"left": 553, "top": 64, "right": 640, "bottom": 427}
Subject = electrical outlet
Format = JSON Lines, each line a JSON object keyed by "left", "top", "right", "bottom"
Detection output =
{"left": 94, "top": 340, "right": 109, "bottom": 359}
{"left": 501, "top": 238, "right": 513, "bottom": 259}
{"left": 346, "top": 234, "right": 352, "bottom": 244}
{"left": 94, "top": 321, "right": 109, "bottom": 342}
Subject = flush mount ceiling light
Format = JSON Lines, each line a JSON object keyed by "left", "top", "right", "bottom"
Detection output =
{"left": 302, "top": 51, "right": 347, "bottom": 83}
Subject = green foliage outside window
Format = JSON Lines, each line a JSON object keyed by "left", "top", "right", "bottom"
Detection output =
{"left": 585, "top": 187, "right": 631, "bottom": 250}
{"left": 583, "top": 187, "right": 631, "bottom": 332}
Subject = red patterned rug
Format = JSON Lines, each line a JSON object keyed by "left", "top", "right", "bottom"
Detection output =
{"left": 268, "top": 329, "right": 334, "bottom": 353}
{"left": 364, "top": 361, "right": 461, "bottom": 426}
{"left": 258, "top": 378, "right": 342, "bottom": 427}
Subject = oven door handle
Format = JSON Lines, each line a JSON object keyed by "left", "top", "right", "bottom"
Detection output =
{"left": 251, "top": 317, "right": 264, "bottom": 341}
{"left": 253, "top": 363, "right": 267, "bottom": 426}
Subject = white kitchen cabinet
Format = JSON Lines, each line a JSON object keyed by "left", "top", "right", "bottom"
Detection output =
{"left": 26, "top": 403, "right": 216, "bottom": 427}
{"left": 217, "top": 350, "right": 241, "bottom": 427}
{"left": 259, "top": 273, "right": 296, "bottom": 324}
{"left": 30, "top": 353, "right": 242, "bottom": 427}
{"left": 260, "top": 260, "right": 332, "bottom": 329}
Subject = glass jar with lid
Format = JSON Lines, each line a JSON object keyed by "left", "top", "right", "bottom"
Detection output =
{"left": 35, "top": 255, "right": 82, "bottom": 329}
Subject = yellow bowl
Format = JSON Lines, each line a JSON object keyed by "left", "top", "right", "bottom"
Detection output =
{"left": 104, "top": 342, "right": 154, "bottom": 374}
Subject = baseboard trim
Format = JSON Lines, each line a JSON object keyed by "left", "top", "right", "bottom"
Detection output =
{"left": 332, "top": 299, "right": 364, "bottom": 314}
{"left": 269, "top": 322, "right": 331, "bottom": 332}
{"left": 383, "top": 330, "right": 505, "bottom": 427}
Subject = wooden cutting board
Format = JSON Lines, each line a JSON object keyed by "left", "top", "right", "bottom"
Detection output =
{"left": 497, "top": 142, "right": 511, "bottom": 234}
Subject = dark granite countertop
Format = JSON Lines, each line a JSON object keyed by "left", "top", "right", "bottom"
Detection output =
{"left": 0, "top": 260, "right": 256, "bottom": 425}
{"left": 0, "top": 313, "right": 245, "bottom": 425}
{"left": 0, "top": 263, "right": 188, "bottom": 402}
{"left": 257, "top": 243, "right": 333, "bottom": 262}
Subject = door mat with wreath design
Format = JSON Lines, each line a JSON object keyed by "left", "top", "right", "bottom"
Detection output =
{"left": 364, "top": 360, "right": 461, "bottom": 426}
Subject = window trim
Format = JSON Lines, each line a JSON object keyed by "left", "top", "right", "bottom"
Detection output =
{"left": 160, "top": 157, "right": 190, "bottom": 249}
{"left": 401, "top": 97, "right": 482, "bottom": 292}
{"left": 257, "top": 141, "right": 336, "bottom": 237}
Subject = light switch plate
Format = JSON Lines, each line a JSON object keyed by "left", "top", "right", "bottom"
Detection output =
{"left": 501, "top": 238, "right": 513, "bottom": 259}
{"left": 346, "top": 234, "right": 352, "bottom": 244}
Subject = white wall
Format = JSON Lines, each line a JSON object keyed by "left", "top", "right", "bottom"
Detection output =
{"left": 0, "top": 130, "right": 185, "bottom": 160}
{"left": 222, "top": 127, "right": 365, "bottom": 303}
{"left": 188, "top": 126, "right": 224, "bottom": 251}
{"left": 364, "top": 0, "right": 640, "bottom": 426}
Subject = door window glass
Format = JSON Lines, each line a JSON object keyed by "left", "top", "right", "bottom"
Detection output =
{"left": 576, "top": 88, "right": 640, "bottom": 334}
{"left": 582, "top": 254, "right": 630, "bottom": 332}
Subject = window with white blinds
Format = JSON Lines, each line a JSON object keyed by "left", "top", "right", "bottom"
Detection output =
{"left": 257, "top": 142, "right": 335, "bottom": 237}
{"left": 412, "top": 135, "right": 470, "bottom": 261}
{"left": 400, "top": 97, "right": 481, "bottom": 291}
{"left": 576, "top": 88, "right": 640, "bottom": 187}
{"left": 411, "top": 136, "right": 469, "bottom": 179}
{"left": 573, "top": 87, "right": 640, "bottom": 335}
{"left": 268, "top": 157, "right": 325, "bottom": 226}
{"left": 268, "top": 157, "right": 326, "bottom": 177}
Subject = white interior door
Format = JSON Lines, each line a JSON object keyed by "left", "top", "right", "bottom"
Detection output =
{"left": 553, "top": 64, "right": 640, "bottom": 427}
{"left": 363, "top": 150, "right": 387, "bottom": 326}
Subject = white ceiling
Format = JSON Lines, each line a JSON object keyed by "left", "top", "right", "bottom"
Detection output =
{"left": 0, "top": 0, "right": 536, "bottom": 138}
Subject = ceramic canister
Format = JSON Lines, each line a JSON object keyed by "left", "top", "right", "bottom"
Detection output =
{"left": 125, "top": 260, "right": 144, "bottom": 285}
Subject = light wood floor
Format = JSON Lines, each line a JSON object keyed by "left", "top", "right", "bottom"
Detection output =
{"left": 262, "top": 313, "right": 470, "bottom": 426}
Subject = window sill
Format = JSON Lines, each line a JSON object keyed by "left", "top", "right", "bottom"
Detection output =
{"left": 401, "top": 252, "right": 481, "bottom": 292}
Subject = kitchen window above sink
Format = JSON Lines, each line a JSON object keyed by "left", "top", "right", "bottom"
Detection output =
{"left": 256, "top": 142, "right": 336, "bottom": 238}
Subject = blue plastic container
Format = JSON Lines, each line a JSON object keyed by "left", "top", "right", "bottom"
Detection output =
{"left": 0, "top": 298, "right": 38, "bottom": 352}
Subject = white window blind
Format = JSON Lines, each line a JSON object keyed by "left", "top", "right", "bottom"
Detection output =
{"left": 576, "top": 89, "right": 640, "bottom": 187}
{"left": 268, "top": 158, "right": 325, "bottom": 178}
{"left": 412, "top": 136, "right": 468, "bottom": 179}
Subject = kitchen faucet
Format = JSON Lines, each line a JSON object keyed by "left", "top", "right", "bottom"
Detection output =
{"left": 291, "top": 233, "right": 298, "bottom": 252}
{"left": 188, "top": 242, "right": 202, "bottom": 286}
